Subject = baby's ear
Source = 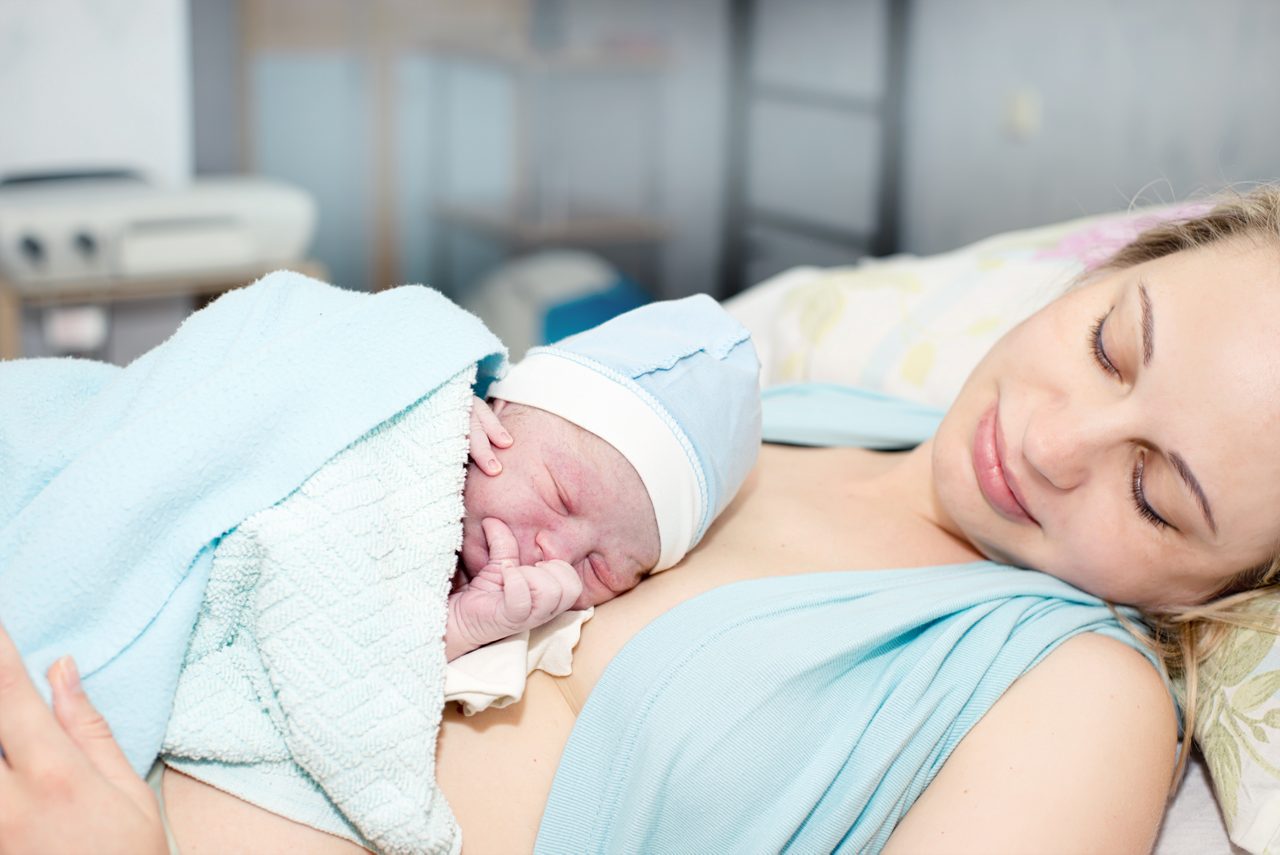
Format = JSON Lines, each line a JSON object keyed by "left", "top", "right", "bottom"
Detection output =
{"left": 490, "top": 398, "right": 507, "bottom": 415}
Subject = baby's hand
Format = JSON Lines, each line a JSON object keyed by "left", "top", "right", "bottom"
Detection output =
{"left": 469, "top": 397, "right": 512, "bottom": 476}
{"left": 445, "top": 518, "right": 583, "bottom": 660}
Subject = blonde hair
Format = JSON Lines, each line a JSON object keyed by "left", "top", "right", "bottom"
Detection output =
{"left": 1095, "top": 185, "right": 1280, "bottom": 789}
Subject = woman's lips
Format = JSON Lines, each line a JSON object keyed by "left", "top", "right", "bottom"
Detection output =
{"left": 973, "top": 404, "right": 1036, "bottom": 524}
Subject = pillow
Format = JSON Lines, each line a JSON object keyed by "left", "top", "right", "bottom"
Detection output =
{"left": 726, "top": 201, "right": 1280, "bottom": 855}
{"left": 726, "top": 204, "right": 1205, "bottom": 408}
{"left": 1191, "top": 598, "right": 1280, "bottom": 854}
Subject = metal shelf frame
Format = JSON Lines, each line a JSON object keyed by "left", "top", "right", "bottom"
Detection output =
{"left": 719, "top": 0, "right": 909, "bottom": 298}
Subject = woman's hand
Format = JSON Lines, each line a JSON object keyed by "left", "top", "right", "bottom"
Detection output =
{"left": 469, "top": 397, "right": 513, "bottom": 476}
{"left": 0, "top": 622, "right": 166, "bottom": 855}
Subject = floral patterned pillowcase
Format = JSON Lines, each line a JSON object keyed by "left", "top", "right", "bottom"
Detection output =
{"left": 728, "top": 200, "right": 1280, "bottom": 852}
{"left": 1190, "top": 599, "right": 1280, "bottom": 853}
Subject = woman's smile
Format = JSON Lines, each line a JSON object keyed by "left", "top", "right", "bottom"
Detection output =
{"left": 972, "top": 402, "right": 1037, "bottom": 525}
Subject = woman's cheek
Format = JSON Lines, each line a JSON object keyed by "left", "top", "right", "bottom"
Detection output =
{"left": 1032, "top": 509, "right": 1104, "bottom": 582}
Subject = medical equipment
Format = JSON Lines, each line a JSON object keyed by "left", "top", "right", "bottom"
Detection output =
{"left": 0, "top": 175, "right": 316, "bottom": 285}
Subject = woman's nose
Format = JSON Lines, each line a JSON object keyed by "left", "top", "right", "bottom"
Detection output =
{"left": 1020, "top": 397, "right": 1119, "bottom": 491}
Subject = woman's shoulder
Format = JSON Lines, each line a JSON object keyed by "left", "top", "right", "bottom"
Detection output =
{"left": 1017, "top": 631, "right": 1178, "bottom": 738}
{"left": 886, "top": 632, "right": 1178, "bottom": 854}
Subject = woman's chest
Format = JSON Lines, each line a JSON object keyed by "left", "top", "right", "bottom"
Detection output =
{"left": 564, "top": 445, "right": 979, "bottom": 697}
{"left": 709, "top": 444, "right": 977, "bottom": 575}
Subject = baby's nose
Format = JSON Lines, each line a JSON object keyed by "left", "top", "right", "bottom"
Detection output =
{"left": 533, "top": 530, "right": 556, "bottom": 563}
{"left": 534, "top": 528, "right": 582, "bottom": 565}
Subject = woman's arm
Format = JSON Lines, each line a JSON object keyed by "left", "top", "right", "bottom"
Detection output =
{"left": 884, "top": 632, "right": 1178, "bottom": 854}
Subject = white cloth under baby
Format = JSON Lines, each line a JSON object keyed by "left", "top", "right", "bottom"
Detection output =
{"left": 445, "top": 607, "right": 593, "bottom": 715}
{"left": 163, "top": 370, "right": 475, "bottom": 855}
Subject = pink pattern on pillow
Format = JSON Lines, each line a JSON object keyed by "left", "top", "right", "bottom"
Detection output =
{"left": 1035, "top": 203, "right": 1214, "bottom": 270}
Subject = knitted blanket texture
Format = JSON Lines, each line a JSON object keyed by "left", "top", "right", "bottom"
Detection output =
{"left": 164, "top": 372, "right": 472, "bottom": 854}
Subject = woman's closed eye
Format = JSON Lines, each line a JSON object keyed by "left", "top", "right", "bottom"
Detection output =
{"left": 1131, "top": 452, "right": 1173, "bottom": 532}
{"left": 1088, "top": 309, "right": 1121, "bottom": 379}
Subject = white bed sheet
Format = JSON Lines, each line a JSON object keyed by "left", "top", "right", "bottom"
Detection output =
{"left": 1147, "top": 750, "right": 1237, "bottom": 854}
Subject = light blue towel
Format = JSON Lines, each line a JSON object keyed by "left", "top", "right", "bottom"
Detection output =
{"left": 0, "top": 272, "right": 504, "bottom": 774}
{"left": 164, "top": 370, "right": 475, "bottom": 854}
{"left": 536, "top": 383, "right": 1166, "bottom": 854}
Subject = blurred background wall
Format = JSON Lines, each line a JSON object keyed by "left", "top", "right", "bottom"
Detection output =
{"left": 900, "top": 0, "right": 1280, "bottom": 253}
{"left": 3, "top": 0, "right": 1279, "bottom": 359}
{"left": 190, "top": 0, "right": 1280, "bottom": 293}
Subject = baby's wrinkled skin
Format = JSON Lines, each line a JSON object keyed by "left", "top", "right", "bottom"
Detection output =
{"left": 445, "top": 399, "right": 660, "bottom": 661}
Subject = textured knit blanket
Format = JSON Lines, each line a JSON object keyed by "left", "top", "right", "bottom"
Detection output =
{"left": 0, "top": 272, "right": 504, "bottom": 784}
{"left": 164, "top": 370, "right": 473, "bottom": 854}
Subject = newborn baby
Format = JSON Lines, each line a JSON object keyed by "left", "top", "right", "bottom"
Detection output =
{"left": 444, "top": 399, "right": 658, "bottom": 660}
{"left": 443, "top": 294, "right": 762, "bottom": 662}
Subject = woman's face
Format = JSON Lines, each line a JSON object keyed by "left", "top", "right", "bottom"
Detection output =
{"left": 932, "top": 238, "right": 1280, "bottom": 608}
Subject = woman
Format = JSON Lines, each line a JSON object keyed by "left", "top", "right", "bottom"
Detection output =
{"left": 6, "top": 190, "right": 1280, "bottom": 853}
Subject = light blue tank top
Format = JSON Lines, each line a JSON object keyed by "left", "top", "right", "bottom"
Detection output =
{"left": 535, "top": 385, "right": 1164, "bottom": 854}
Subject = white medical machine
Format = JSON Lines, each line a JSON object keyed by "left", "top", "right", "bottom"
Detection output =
{"left": 0, "top": 176, "right": 317, "bottom": 285}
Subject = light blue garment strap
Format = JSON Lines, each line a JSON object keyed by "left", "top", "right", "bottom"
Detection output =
{"left": 762, "top": 383, "right": 944, "bottom": 449}
{"left": 536, "top": 563, "right": 1157, "bottom": 855}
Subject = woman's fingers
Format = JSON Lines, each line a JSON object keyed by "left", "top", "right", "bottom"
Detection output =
{"left": 0, "top": 623, "right": 166, "bottom": 854}
{"left": 0, "top": 619, "right": 64, "bottom": 771}
{"left": 49, "top": 658, "right": 146, "bottom": 807}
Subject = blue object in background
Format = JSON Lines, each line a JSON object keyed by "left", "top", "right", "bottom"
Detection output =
{"left": 543, "top": 276, "right": 651, "bottom": 345}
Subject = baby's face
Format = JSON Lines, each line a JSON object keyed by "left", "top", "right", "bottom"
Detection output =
{"left": 461, "top": 402, "right": 661, "bottom": 609}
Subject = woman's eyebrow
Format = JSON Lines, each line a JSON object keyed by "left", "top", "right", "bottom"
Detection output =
{"left": 1168, "top": 451, "right": 1217, "bottom": 536}
{"left": 1139, "top": 280, "right": 1154, "bottom": 366}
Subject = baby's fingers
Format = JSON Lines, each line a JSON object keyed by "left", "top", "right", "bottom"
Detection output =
{"left": 498, "top": 565, "right": 534, "bottom": 625}
{"left": 468, "top": 398, "right": 512, "bottom": 476}
{"left": 481, "top": 518, "right": 520, "bottom": 569}
{"left": 530, "top": 560, "right": 583, "bottom": 621}
{"left": 473, "top": 398, "right": 512, "bottom": 448}
{"left": 468, "top": 425, "right": 500, "bottom": 476}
